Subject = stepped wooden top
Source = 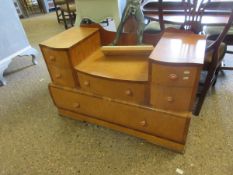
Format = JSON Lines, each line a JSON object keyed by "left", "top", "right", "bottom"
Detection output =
{"left": 40, "top": 27, "right": 99, "bottom": 49}
{"left": 75, "top": 46, "right": 154, "bottom": 82}
{"left": 149, "top": 32, "right": 206, "bottom": 66}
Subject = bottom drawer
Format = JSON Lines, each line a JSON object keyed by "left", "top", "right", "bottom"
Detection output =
{"left": 49, "top": 85, "right": 190, "bottom": 143}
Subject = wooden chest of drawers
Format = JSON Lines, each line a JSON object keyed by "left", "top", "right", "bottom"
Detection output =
{"left": 40, "top": 27, "right": 206, "bottom": 153}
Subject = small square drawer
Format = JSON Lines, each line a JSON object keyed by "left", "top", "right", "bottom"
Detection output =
{"left": 150, "top": 84, "right": 194, "bottom": 111}
{"left": 151, "top": 64, "right": 199, "bottom": 87}
{"left": 77, "top": 72, "right": 147, "bottom": 104}
{"left": 49, "top": 65, "right": 75, "bottom": 87}
{"left": 41, "top": 47, "right": 71, "bottom": 69}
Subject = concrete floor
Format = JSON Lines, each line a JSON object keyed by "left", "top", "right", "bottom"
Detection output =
{"left": 0, "top": 13, "right": 233, "bottom": 175}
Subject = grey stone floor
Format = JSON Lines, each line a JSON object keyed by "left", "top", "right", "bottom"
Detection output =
{"left": 0, "top": 13, "right": 233, "bottom": 175}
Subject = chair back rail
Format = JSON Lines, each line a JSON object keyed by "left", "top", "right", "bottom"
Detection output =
{"left": 156, "top": 0, "right": 193, "bottom": 30}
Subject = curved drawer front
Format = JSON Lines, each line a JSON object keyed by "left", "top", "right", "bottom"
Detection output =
{"left": 42, "top": 47, "right": 71, "bottom": 69}
{"left": 49, "top": 65, "right": 75, "bottom": 87}
{"left": 49, "top": 85, "right": 190, "bottom": 143}
{"left": 150, "top": 85, "right": 193, "bottom": 111}
{"left": 151, "top": 64, "right": 198, "bottom": 87}
{"left": 77, "top": 72, "right": 147, "bottom": 105}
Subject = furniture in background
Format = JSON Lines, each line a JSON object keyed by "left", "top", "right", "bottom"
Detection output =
{"left": 41, "top": 0, "right": 55, "bottom": 13}
{"left": 203, "top": 0, "right": 233, "bottom": 71}
{"left": 60, "top": 0, "right": 76, "bottom": 29}
{"left": 18, "top": 0, "right": 44, "bottom": 17}
{"left": 0, "top": 0, "right": 38, "bottom": 86}
{"left": 193, "top": 8, "right": 233, "bottom": 115}
{"left": 40, "top": 26, "right": 206, "bottom": 152}
{"left": 176, "top": 1, "right": 233, "bottom": 115}
{"left": 13, "top": 0, "right": 25, "bottom": 17}
{"left": 74, "top": 0, "right": 127, "bottom": 29}
{"left": 142, "top": 0, "right": 233, "bottom": 115}
{"left": 143, "top": 0, "right": 194, "bottom": 33}
{"left": 53, "top": 0, "right": 65, "bottom": 23}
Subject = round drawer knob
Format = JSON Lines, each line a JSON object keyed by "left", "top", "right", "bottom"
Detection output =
{"left": 55, "top": 74, "right": 62, "bottom": 79}
{"left": 125, "top": 89, "right": 133, "bottom": 96}
{"left": 73, "top": 103, "right": 80, "bottom": 109}
{"left": 49, "top": 56, "right": 56, "bottom": 62}
{"left": 140, "top": 120, "right": 147, "bottom": 127}
{"left": 167, "top": 96, "right": 174, "bottom": 102}
{"left": 84, "top": 81, "right": 90, "bottom": 87}
{"left": 168, "top": 74, "right": 178, "bottom": 80}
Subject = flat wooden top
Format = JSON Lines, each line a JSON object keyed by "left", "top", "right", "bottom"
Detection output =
{"left": 149, "top": 32, "right": 206, "bottom": 65}
{"left": 145, "top": 14, "right": 231, "bottom": 26}
{"left": 75, "top": 47, "right": 149, "bottom": 82}
{"left": 40, "top": 27, "right": 99, "bottom": 49}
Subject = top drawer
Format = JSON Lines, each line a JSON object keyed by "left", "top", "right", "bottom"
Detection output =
{"left": 41, "top": 47, "right": 71, "bottom": 69}
{"left": 151, "top": 64, "right": 199, "bottom": 87}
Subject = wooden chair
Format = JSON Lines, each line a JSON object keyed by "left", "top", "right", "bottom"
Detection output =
{"left": 203, "top": 1, "right": 233, "bottom": 70}
{"left": 206, "top": 32, "right": 233, "bottom": 70}
{"left": 174, "top": 0, "right": 233, "bottom": 115}
{"left": 151, "top": 0, "right": 233, "bottom": 115}
{"left": 60, "top": 0, "right": 76, "bottom": 29}
{"left": 53, "top": 0, "right": 66, "bottom": 23}
{"left": 143, "top": 0, "right": 193, "bottom": 33}
{"left": 193, "top": 8, "right": 233, "bottom": 115}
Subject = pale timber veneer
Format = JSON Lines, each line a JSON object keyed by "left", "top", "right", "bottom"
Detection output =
{"left": 40, "top": 27, "right": 206, "bottom": 153}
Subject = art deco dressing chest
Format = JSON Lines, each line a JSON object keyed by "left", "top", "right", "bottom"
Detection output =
{"left": 40, "top": 27, "right": 206, "bottom": 152}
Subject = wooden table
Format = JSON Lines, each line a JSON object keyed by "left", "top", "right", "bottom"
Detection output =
{"left": 205, "top": 0, "right": 233, "bottom": 10}
{"left": 143, "top": 0, "right": 233, "bottom": 26}
{"left": 145, "top": 13, "right": 231, "bottom": 26}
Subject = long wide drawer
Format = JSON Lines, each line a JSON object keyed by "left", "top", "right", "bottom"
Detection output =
{"left": 49, "top": 84, "right": 191, "bottom": 143}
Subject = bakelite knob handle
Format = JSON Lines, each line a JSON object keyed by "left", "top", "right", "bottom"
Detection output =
{"left": 84, "top": 81, "right": 90, "bottom": 86}
{"left": 125, "top": 89, "right": 133, "bottom": 96}
{"left": 73, "top": 103, "right": 80, "bottom": 108}
{"left": 49, "top": 56, "right": 56, "bottom": 61}
{"left": 140, "top": 120, "right": 147, "bottom": 127}
{"left": 167, "top": 96, "right": 174, "bottom": 102}
{"left": 55, "top": 74, "right": 62, "bottom": 79}
{"left": 168, "top": 74, "right": 178, "bottom": 80}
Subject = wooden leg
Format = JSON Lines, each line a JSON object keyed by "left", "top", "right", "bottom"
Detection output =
{"left": 55, "top": 5, "right": 60, "bottom": 23}
{"left": 193, "top": 71, "right": 214, "bottom": 116}
{"left": 213, "top": 66, "right": 221, "bottom": 86}
{"left": 71, "top": 12, "right": 76, "bottom": 26}
{"left": 61, "top": 11, "right": 68, "bottom": 29}
{"left": 68, "top": 11, "right": 72, "bottom": 27}
{"left": 193, "top": 85, "right": 209, "bottom": 116}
